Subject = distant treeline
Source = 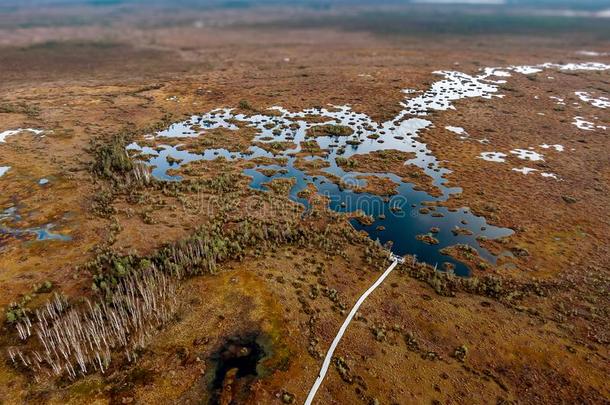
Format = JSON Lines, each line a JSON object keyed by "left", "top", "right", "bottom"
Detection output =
{"left": 509, "top": 0, "right": 610, "bottom": 11}
{"left": 276, "top": 9, "right": 610, "bottom": 38}
{"left": 3, "top": 0, "right": 610, "bottom": 11}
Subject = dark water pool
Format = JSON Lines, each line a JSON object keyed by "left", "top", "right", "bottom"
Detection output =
{"left": 128, "top": 70, "right": 519, "bottom": 275}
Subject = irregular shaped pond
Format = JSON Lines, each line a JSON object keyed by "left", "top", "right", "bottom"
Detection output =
{"left": 129, "top": 62, "right": 610, "bottom": 275}
{"left": 129, "top": 109, "right": 508, "bottom": 275}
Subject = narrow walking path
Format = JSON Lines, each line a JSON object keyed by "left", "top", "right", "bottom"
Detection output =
{"left": 304, "top": 257, "right": 400, "bottom": 405}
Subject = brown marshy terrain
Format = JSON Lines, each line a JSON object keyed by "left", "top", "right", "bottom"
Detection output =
{"left": 0, "top": 1, "right": 609, "bottom": 404}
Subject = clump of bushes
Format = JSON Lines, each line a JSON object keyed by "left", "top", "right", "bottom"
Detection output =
{"left": 453, "top": 345, "right": 468, "bottom": 362}
{"left": 398, "top": 257, "right": 552, "bottom": 302}
{"left": 92, "top": 135, "right": 134, "bottom": 180}
{"left": 307, "top": 124, "right": 354, "bottom": 138}
{"left": 333, "top": 356, "right": 354, "bottom": 384}
{"left": 416, "top": 233, "right": 440, "bottom": 245}
{"left": 5, "top": 299, "right": 31, "bottom": 325}
{"left": 238, "top": 100, "right": 254, "bottom": 110}
{"left": 335, "top": 156, "right": 357, "bottom": 168}
{"left": 0, "top": 102, "right": 40, "bottom": 117}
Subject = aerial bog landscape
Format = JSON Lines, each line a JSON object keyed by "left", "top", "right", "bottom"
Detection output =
{"left": 0, "top": 0, "right": 609, "bottom": 404}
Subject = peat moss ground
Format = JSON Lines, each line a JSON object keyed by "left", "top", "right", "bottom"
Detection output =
{"left": 0, "top": 7, "right": 609, "bottom": 404}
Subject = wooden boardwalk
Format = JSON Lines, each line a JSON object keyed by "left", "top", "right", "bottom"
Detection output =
{"left": 304, "top": 255, "right": 402, "bottom": 405}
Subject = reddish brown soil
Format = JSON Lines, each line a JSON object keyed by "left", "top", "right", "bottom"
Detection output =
{"left": 0, "top": 4, "right": 609, "bottom": 404}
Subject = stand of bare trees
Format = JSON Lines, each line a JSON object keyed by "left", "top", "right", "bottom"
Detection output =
{"left": 7, "top": 208, "right": 389, "bottom": 382}
{"left": 8, "top": 266, "right": 177, "bottom": 381}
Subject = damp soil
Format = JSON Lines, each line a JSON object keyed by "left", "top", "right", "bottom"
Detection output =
{"left": 1, "top": 4, "right": 610, "bottom": 405}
